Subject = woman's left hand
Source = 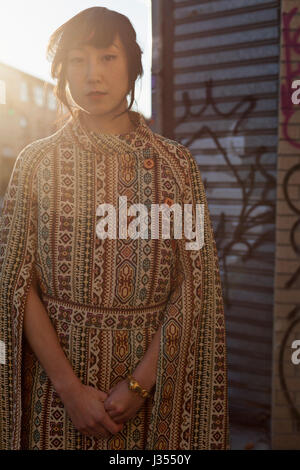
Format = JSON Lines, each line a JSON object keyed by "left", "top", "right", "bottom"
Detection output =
{"left": 103, "top": 379, "right": 147, "bottom": 424}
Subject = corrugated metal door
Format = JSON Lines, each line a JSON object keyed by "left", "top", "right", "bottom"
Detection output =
{"left": 156, "top": 0, "right": 280, "bottom": 429}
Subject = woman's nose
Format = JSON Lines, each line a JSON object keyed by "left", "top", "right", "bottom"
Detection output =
{"left": 85, "top": 58, "right": 104, "bottom": 81}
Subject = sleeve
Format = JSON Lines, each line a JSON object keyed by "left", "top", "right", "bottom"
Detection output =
{"left": 0, "top": 146, "right": 39, "bottom": 449}
{"left": 146, "top": 145, "right": 231, "bottom": 450}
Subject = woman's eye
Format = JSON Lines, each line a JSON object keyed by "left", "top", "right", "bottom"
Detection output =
{"left": 103, "top": 55, "right": 116, "bottom": 62}
{"left": 68, "top": 55, "right": 116, "bottom": 64}
{"left": 70, "top": 57, "right": 84, "bottom": 64}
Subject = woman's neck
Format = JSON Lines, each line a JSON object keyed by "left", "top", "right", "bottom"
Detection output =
{"left": 79, "top": 109, "right": 136, "bottom": 135}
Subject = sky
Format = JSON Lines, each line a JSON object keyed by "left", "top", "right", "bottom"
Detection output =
{"left": 0, "top": 0, "right": 152, "bottom": 117}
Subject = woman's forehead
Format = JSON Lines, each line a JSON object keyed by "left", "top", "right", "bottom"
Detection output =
{"left": 69, "top": 32, "right": 122, "bottom": 52}
{"left": 68, "top": 42, "right": 119, "bottom": 53}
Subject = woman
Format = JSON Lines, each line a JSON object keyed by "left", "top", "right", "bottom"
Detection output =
{"left": 0, "top": 7, "right": 230, "bottom": 450}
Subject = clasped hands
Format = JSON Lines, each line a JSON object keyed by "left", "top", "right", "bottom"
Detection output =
{"left": 103, "top": 377, "right": 147, "bottom": 427}
{"left": 62, "top": 377, "right": 149, "bottom": 439}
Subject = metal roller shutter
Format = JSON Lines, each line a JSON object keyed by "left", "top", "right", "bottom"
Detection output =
{"left": 157, "top": 0, "right": 280, "bottom": 431}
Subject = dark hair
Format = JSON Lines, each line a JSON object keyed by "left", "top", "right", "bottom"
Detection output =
{"left": 46, "top": 7, "right": 144, "bottom": 124}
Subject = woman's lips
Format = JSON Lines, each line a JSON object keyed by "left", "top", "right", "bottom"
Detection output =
{"left": 87, "top": 92, "right": 107, "bottom": 100}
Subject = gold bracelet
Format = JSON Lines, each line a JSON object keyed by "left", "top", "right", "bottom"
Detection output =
{"left": 126, "top": 374, "right": 151, "bottom": 399}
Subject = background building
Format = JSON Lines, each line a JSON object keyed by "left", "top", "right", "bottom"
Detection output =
{"left": 0, "top": 62, "right": 57, "bottom": 198}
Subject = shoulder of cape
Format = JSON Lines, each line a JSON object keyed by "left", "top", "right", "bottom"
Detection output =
{"left": 152, "top": 132, "right": 202, "bottom": 192}
{"left": 153, "top": 132, "right": 199, "bottom": 169}
{"left": 13, "top": 125, "right": 66, "bottom": 177}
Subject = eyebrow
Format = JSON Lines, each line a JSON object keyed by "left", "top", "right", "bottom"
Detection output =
{"left": 69, "top": 43, "right": 119, "bottom": 53}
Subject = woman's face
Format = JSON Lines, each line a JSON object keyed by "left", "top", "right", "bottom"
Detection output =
{"left": 65, "top": 33, "right": 130, "bottom": 117}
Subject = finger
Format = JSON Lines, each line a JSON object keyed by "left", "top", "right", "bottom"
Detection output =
{"left": 103, "top": 398, "right": 114, "bottom": 409}
{"left": 91, "top": 424, "right": 111, "bottom": 439}
{"left": 111, "top": 413, "right": 128, "bottom": 424}
{"left": 106, "top": 408, "right": 128, "bottom": 423}
{"left": 103, "top": 413, "right": 124, "bottom": 434}
{"left": 103, "top": 401, "right": 117, "bottom": 412}
{"left": 106, "top": 409, "right": 121, "bottom": 419}
{"left": 98, "top": 391, "right": 108, "bottom": 401}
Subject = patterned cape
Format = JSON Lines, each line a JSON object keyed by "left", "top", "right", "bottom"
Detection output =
{"left": 0, "top": 109, "right": 230, "bottom": 449}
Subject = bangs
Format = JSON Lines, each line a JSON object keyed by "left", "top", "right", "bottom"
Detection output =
{"left": 61, "top": 10, "right": 124, "bottom": 52}
{"left": 47, "top": 7, "right": 138, "bottom": 63}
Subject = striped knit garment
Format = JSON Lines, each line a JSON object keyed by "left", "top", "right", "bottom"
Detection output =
{"left": 0, "top": 109, "right": 230, "bottom": 450}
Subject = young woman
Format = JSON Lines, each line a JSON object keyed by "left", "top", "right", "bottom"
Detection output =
{"left": 0, "top": 7, "right": 230, "bottom": 450}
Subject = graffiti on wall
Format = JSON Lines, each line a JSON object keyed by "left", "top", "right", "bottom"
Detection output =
{"left": 175, "top": 79, "right": 276, "bottom": 314}
{"left": 278, "top": 5, "right": 300, "bottom": 427}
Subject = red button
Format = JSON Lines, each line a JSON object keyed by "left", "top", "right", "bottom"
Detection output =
{"left": 164, "top": 197, "right": 173, "bottom": 207}
{"left": 143, "top": 158, "right": 154, "bottom": 169}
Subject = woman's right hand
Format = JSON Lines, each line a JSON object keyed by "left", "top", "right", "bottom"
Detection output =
{"left": 60, "top": 382, "right": 125, "bottom": 438}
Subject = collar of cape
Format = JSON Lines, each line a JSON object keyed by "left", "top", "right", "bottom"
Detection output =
{"left": 62, "top": 108, "right": 156, "bottom": 155}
